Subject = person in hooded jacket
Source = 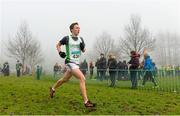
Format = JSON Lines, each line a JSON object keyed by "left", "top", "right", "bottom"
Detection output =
{"left": 142, "top": 54, "right": 158, "bottom": 87}
{"left": 128, "top": 51, "right": 140, "bottom": 89}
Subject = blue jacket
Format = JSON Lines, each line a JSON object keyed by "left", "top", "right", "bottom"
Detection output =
{"left": 144, "top": 55, "right": 153, "bottom": 71}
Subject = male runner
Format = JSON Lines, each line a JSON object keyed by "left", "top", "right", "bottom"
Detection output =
{"left": 49, "top": 22, "right": 96, "bottom": 108}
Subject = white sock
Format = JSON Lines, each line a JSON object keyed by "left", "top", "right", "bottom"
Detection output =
{"left": 84, "top": 99, "right": 88, "bottom": 104}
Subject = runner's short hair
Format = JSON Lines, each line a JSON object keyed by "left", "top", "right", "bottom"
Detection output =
{"left": 100, "top": 53, "right": 104, "bottom": 56}
{"left": 69, "top": 22, "right": 79, "bottom": 32}
{"left": 130, "top": 51, "right": 136, "bottom": 55}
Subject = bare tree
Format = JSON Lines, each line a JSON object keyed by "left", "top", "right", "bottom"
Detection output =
{"left": 6, "top": 21, "right": 43, "bottom": 73}
{"left": 6, "top": 22, "right": 32, "bottom": 69}
{"left": 120, "top": 14, "right": 155, "bottom": 58}
{"left": 27, "top": 39, "right": 44, "bottom": 73}
{"left": 154, "top": 32, "right": 180, "bottom": 66}
{"left": 86, "top": 50, "right": 98, "bottom": 62}
{"left": 93, "top": 32, "right": 116, "bottom": 58}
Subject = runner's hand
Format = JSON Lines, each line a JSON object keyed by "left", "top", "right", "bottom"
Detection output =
{"left": 59, "top": 51, "right": 66, "bottom": 58}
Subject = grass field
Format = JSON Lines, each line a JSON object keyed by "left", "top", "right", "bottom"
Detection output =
{"left": 0, "top": 75, "right": 180, "bottom": 115}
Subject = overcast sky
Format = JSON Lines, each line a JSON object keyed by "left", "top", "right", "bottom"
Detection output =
{"left": 0, "top": 0, "right": 179, "bottom": 72}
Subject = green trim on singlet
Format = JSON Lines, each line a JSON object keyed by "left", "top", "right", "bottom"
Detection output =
{"left": 65, "top": 43, "right": 70, "bottom": 62}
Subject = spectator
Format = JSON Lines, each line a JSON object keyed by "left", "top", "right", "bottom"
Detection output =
{"left": 117, "top": 61, "right": 123, "bottom": 80}
{"left": 98, "top": 53, "right": 107, "bottom": 81}
{"left": 40, "top": 65, "right": 43, "bottom": 77}
{"left": 0, "top": 64, "right": 2, "bottom": 74}
{"left": 16, "top": 60, "right": 22, "bottom": 77}
{"left": 80, "top": 60, "right": 88, "bottom": 76}
{"left": 178, "top": 66, "right": 180, "bottom": 76}
{"left": 122, "top": 60, "right": 129, "bottom": 80}
{"left": 95, "top": 58, "right": 100, "bottom": 80}
{"left": 58, "top": 64, "right": 62, "bottom": 74}
{"left": 107, "top": 53, "right": 117, "bottom": 87}
{"left": 142, "top": 54, "right": 158, "bottom": 88}
{"left": 2, "top": 62, "right": 10, "bottom": 76}
{"left": 175, "top": 65, "right": 180, "bottom": 77}
{"left": 54, "top": 63, "right": 59, "bottom": 78}
{"left": 89, "top": 61, "right": 94, "bottom": 79}
{"left": 128, "top": 51, "right": 140, "bottom": 89}
{"left": 152, "top": 62, "right": 158, "bottom": 79}
{"left": 36, "top": 65, "right": 41, "bottom": 80}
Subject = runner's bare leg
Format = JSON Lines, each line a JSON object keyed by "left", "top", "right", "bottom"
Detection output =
{"left": 71, "top": 68, "right": 88, "bottom": 103}
{"left": 52, "top": 70, "right": 72, "bottom": 90}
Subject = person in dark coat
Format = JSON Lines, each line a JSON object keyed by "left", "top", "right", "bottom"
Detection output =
{"left": 82, "top": 59, "right": 88, "bottom": 76}
{"left": 89, "top": 61, "right": 94, "bottom": 79}
{"left": 117, "top": 61, "right": 123, "bottom": 80}
{"left": 152, "top": 62, "right": 158, "bottom": 79}
{"left": 95, "top": 58, "right": 100, "bottom": 80}
{"left": 107, "top": 54, "right": 117, "bottom": 87}
{"left": 2, "top": 62, "right": 10, "bottom": 76}
{"left": 16, "top": 60, "right": 22, "bottom": 77}
{"left": 122, "top": 60, "right": 128, "bottom": 80}
{"left": 128, "top": 51, "right": 140, "bottom": 89}
{"left": 98, "top": 53, "right": 107, "bottom": 81}
{"left": 0, "top": 66, "right": 2, "bottom": 74}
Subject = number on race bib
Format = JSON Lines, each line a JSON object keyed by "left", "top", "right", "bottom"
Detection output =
{"left": 73, "top": 54, "right": 80, "bottom": 59}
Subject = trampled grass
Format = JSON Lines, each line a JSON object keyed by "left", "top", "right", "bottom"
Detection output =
{"left": 0, "top": 75, "right": 180, "bottom": 115}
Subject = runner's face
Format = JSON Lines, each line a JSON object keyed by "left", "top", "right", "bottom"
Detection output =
{"left": 72, "top": 24, "right": 80, "bottom": 36}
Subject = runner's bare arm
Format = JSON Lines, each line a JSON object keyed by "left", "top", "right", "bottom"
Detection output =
{"left": 56, "top": 42, "right": 61, "bottom": 53}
